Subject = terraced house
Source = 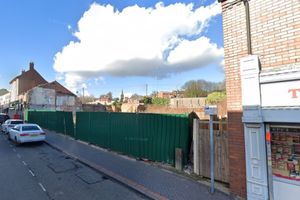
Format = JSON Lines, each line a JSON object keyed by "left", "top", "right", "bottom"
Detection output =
{"left": 9, "top": 62, "right": 78, "bottom": 116}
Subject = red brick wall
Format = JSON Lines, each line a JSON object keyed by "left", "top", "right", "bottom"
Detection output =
{"left": 221, "top": 0, "right": 300, "bottom": 198}
{"left": 227, "top": 111, "right": 246, "bottom": 198}
{"left": 222, "top": 0, "right": 300, "bottom": 111}
{"left": 19, "top": 68, "right": 47, "bottom": 95}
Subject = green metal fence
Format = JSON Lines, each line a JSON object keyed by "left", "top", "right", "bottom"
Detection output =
{"left": 27, "top": 110, "right": 74, "bottom": 137}
{"left": 27, "top": 110, "right": 190, "bottom": 165}
{"left": 76, "top": 112, "right": 190, "bottom": 165}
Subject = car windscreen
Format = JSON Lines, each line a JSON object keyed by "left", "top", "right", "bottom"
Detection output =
{"left": 22, "top": 125, "right": 40, "bottom": 131}
{"left": 11, "top": 121, "right": 23, "bottom": 124}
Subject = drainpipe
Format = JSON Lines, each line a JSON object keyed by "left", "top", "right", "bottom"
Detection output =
{"left": 243, "top": 0, "right": 252, "bottom": 55}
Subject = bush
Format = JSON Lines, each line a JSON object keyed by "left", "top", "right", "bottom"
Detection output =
{"left": 206, "top": 91, "right": 226, "bottom": 105}
{"left": 151, "top": 97, "right": 170, "bottom": 105}
{"left": 143, "top": 96, "right": 152, "bottom": 104}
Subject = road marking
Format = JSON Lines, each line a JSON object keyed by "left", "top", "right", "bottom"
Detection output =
{"left": 22, "top": 161, "right": 27, "bottom": 166}
{"left": 38, "top": 183, "right": 46, "bottom": 192}
{"left": 17, "top": 154, "right": 21, "bottom": 158}
{"left": 29, "top": 169, "right": 35, "bottom": 177}
{"left": 13, "top": 148, "right": 16, "bottom": 152}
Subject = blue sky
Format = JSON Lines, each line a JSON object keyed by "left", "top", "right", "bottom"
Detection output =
{"left": 0, "top": 0, "right": 224, "bottom": 98}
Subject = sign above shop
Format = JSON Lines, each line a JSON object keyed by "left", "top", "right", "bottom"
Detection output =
{"left": 261, "top": 80, "right": 300, "bottom": 107}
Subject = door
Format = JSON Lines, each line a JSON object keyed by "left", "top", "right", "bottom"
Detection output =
{"left": 245, "top": 124, "right": 269, "bottom": 200}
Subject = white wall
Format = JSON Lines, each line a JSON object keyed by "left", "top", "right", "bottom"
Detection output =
{"left": 56, "top": 96, "right": 75, "bottom": 106}
{"left": 0, "top": 93, "right": 10, "bottom": 106}
{"left": 170, "top": 97, "right": 206, "bottom": 108}
{"left": 10, "top": 79, "right": 19, "bottom": 102}
{"left": 27, "top": 87, "right": 56, "bottom": 109}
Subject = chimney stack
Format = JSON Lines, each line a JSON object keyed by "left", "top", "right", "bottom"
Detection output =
{"left": 29, "top": 62, "right": 34, "bottom": 70}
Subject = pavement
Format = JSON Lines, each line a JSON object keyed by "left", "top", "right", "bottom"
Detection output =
{"left": 0, "top": 132, "right": 146, "bottom": 200}
{"left": 45, "top": 130, "right": 233, "bottom": 200}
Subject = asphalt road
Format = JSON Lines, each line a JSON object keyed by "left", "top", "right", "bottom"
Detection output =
{"left": 0, "top": 132, "right": 148, "bottom": 200}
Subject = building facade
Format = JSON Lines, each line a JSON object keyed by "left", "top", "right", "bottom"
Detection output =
{"left": 26, "top": 81, "right": 78, "bottom": 112}
{"left": 10, "top": 62, "right": 47, "bottom": 103}
{"left": 9, "top": 63, "right": 79, "bottom": 114}
{"left": 0, "top": 92, "right": 10, "bottom": 112}
{"left": 219, "top": 0, "right": 300, "bottom": 199}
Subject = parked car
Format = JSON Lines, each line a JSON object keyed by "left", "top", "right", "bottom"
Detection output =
{"left": 0, "top": 113, "right": 9, "bottom": 125}
{"left": 8, "top": 124, "right": 46, "bottom": 144}
{"left": 2, "top": 119, "right": 24, "bottom": 133}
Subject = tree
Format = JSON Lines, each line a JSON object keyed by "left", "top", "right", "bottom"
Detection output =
{"left": 182, "top": 81, "right": 207, "bottom": 97}
{"left": 106, "top": 92, "right": 112, "bottom": 99}
{"left": 120, "top": 90, "right": 124, "bottom": 103}
{"left": 112, "top": 97, "right": 119, "bottom": 102}
{"left": 80, "top": 95, "right": 97, "bottom": 104}
{"left": 206, "top": 91, "right": 226, "bottom": 105}
{"left": 181, "top": 79, "right": 225, "bottom": 97}
{"left": 150, "top": 91, "right": 158, "bottom": 97}
{"left": 130, "top": 93, "right": 142, "bottom": 100}
{"left": 143, "top": 96, "right": 152, "bottom": 104}
{"left": 0, "top": 89, "right": 9, "bottom": 96}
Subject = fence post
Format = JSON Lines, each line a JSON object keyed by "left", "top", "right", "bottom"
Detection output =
{"left": 209, "top": 115, "right": 215, "bottom": 194}
{"left": 193, "top": 118, "right": 199, "bottom": 174}
{"left": 63, "top": 114, "right": 67, "bottom": 135}
{"left": 175, "top": 148, "right": 183, "bottom": 170}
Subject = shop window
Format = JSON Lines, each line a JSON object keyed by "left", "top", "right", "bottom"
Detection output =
{"left": 271, "top": 127, "right": 300, "bottom": 181}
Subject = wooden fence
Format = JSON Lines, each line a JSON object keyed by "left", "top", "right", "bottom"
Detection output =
{"left": 193, "top": 119, "right": 229, "bottom": 183}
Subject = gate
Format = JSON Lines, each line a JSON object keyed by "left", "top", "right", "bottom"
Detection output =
{"left": 193, "top": 119, "right": 229, "bottom": 183}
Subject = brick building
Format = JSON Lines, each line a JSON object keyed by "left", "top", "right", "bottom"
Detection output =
{"left": 25, "top": 81, "right": 78, "bottom": 111}
{"left": 219, "top": 0, "right": 300, "bottom": 199}
{"left": 10, "top": 62, "right": 47, "bottom": 103}
{"left": 9, "top": 62, "right": 79, "bottom": 114}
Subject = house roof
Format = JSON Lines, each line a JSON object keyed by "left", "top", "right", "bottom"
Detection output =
{"left": 9, "top": 67, "right": 47, "bottom": 84}
{"left": 38, "top": 81, "right": 76, "bottom": 97}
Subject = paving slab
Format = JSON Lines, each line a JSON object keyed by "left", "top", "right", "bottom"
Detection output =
{"left": 45, "top": 131, "right": 233, "bottom": 200}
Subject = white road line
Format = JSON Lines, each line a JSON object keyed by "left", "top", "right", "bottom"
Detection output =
{"left": 13, "top": 148, "right": 16, "bottom": 152}
{"left": 17, "top": 154, "right": 21, "bottom": 158}
{"left": 29, "top": 169, "right": 35, "bottom": 177}
{"left": 22, "top": 161, "right": 27, "bottom": 166}
{"left": 38, "top": 183, "right": 46, "bottom": 192}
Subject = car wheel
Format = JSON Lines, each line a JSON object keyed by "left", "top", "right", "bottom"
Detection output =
{"left": 7, "top": 134, "right": 11, "bottom": 140}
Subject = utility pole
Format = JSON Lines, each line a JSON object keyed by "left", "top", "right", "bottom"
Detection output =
{"left": 82, "top": 88, "right": 85, "bottom": 98}
{"left": 146, "top": 84, "right": 148, "bottom": 96}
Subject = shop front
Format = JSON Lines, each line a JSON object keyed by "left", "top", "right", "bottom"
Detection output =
{"left": 240, "top": 55, "right": 300, "bottom": 200}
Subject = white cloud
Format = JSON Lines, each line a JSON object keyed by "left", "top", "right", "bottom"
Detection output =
{"left": 53, "top": 1, "right": 223, "bottom": 93}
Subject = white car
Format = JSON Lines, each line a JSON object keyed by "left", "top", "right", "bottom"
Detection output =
{"left": 2, "top": 119, "right": 24, "bottom": 133}
{"left": 8, "top": 124, "right": 46, "bottom": 144}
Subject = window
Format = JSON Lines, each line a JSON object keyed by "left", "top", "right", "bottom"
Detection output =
{"left": 11, "top": 121, "right": 23, "bottom": 125}
{"left": 22, "top": 125, "right": 41, "bottom": 131}
{"left": 271, "top": 126, "right": 300, "bottom": 181}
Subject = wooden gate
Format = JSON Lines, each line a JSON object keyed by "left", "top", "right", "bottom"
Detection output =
{"left": 193, "top": 119, "right": 229, "bottom": 183}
